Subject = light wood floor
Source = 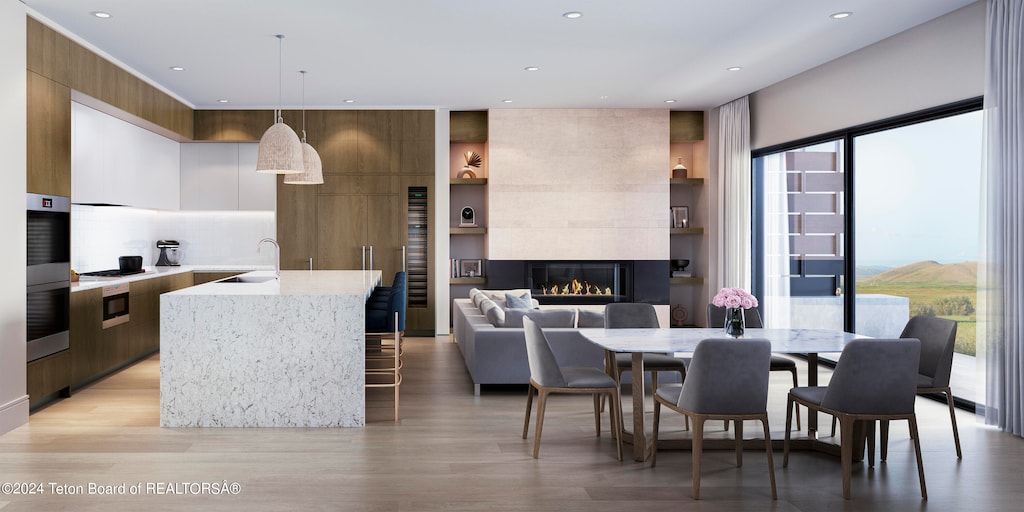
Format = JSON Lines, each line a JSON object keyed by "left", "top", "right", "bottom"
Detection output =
{"left": 1, "top": 337, "right": 1021, "bottom": 511}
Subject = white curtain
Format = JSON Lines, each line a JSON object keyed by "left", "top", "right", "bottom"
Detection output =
{"left": 762, "top": 153, "right": 792, "bottom": 328}
{"left": 716, "top": 96, "right": 752, "bottom": 290}
{"left": 982, "top": 0, "right": 1024, "bottom": 435}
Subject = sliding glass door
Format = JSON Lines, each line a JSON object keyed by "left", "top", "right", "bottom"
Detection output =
{"left": 752, "top": 98, "right": 983, "bottom": 406}
{"left": 754, "top": 140, "right": 846, "bottom": 331}
{"left": 853, "top": 110, "right": 983, "bottom": 403}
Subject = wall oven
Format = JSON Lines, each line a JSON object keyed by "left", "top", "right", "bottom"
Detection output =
{"left": 26, "top": 193, "right": 71, "bottom": 362}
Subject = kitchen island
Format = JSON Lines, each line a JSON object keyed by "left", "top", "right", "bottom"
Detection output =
{"left": 159, "top": 270, "right": 381, "bottom": 427}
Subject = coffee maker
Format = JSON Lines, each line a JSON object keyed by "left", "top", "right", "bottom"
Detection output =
{"left": 156, "top": 240, "right": 182, "bottom": 266}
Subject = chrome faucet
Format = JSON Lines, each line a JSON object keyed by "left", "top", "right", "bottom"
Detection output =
{"left": 257, "top": 238, "right": 281, "bottom": 279}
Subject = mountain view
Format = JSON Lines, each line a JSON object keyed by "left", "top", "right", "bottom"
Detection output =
{"left": 857, "top": 260, "right": 977, "bottom": 355}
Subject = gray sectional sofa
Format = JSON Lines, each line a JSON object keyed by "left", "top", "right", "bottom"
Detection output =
{"left": 452, "top": 289, "right": 607, "bottom": 395}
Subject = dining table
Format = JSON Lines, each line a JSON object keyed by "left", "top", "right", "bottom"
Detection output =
{"left": 577, "top": 327, "right": 868, "bottom": 462}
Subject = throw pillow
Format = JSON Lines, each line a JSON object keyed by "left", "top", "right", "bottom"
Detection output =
{"left": 480, "top": 300, "right": 505, "bottom": 327}
{"left": 505, "top": 291, "right": 534, "bottom": 309}
{"left": 524, "top": 309, "right": 576, "bottom": 328}
{"left": 576, "top": 309, "right": 605, "bottom": 328}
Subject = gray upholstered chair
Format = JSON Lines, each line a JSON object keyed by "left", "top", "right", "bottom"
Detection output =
{"left": 651, "top": 338, "right": 777, "bottom": 500}
{"left": 606, "top": 303, "right": 687, "bottom": 396}
{"left": 522, "top": 316, "right": 623, "bottom": 460}
{"left": 830, "top": 316, "right": 962, "bottom": 460}
{"left": 784, "top": 338, "right": 926, "bottom": 500}
{"left": 707, "top": 304, "right": 801, "bottom": 430}
{"left": 886, "top": 315, "right": 961, "bottom": 459}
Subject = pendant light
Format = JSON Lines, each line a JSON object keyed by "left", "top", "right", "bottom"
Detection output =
{"left": 256, "top": 34, "right": 303, "bottom": 174}
{"left": 285, "top": 70, "right": 324, "bottom": 185}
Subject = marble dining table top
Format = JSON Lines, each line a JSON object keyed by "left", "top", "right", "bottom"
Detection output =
{"left": 577, "top": 327, "right": 869, "bottom": 354}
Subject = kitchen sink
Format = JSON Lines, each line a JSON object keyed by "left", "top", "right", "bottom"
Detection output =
{"left": 216, "top": 275, "right": 277, "bottom": 284}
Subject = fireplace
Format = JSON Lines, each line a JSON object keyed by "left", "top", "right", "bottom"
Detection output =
{"left": 487, "top": 260, "right": 669, "bottom": 306}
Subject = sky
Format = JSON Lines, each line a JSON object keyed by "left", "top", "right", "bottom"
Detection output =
{"left": 853, "top": 110, "right": 983, "bottom": 267}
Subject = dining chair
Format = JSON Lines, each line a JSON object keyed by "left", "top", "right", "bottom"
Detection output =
{"left": 784, "top": 338, "right": 926, "bottom": 500}
{"left": 522, "top": 316, "right": 623, "bottom": 460}
{"left": 651, "top": 338, "right": 777, "bottom": 500}
{"left": 606, "top": 303, "right": 687, "bottom": 401}
{"left": 707, "top": 304, "right": 801, "bottom": 430}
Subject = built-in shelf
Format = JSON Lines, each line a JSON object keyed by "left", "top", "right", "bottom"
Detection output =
{"left": 451, "top": 227, "right": 487, "bottom": 235}
{"left": 669, "top": 277, "right": 705, "bottom": 285}
{"left": 669, "top": 177, "right": 704, "bottom": 186}
{"left": 450, "top": 277, "right": 487, "bottom": 285}
{"left": 450, "top": 178, "right": 487, "bottom": 185}
{"left": 670, "top": 227, "right": 704, "bottom": 235}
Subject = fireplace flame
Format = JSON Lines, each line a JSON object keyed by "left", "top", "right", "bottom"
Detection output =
{"left": 539, "top": 279, "right": 611, "bottom": 296}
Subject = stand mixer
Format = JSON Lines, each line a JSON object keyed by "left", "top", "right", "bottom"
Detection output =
{"left": 156, "top": 240, "right": 182, "bottom": 266}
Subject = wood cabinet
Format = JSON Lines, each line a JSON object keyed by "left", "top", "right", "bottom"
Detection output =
{"left": 26, "top": 71, "right": 71, "bottom": 197}
{"left": 193, "top": 271, "right": 242, "bottom": 285}
{"left": 69, "top": 287, "right": 102, "bottom": 387}
{"left": 26, "top": 352, "right": 71, "bottom": 409}
{"left": 180, "top": 142, "right": 275, "bottom": 210}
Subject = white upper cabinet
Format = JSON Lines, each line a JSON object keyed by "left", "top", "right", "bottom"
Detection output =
{"left": 71, "top": 102, "right": 180, "bottom": 209}
{"left": 180, "top": 142, "right": 275, "bottom": 211}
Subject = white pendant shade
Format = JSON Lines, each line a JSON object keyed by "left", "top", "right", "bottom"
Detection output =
{"left": 284, "top": 142, "right": 324, "bottom": 184}
{"left": 256, "top": 120, "right": 304, "bottom": 174}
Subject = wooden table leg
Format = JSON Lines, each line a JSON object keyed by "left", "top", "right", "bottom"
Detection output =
{"left": 632, "top": 351, "right": 648, "bottom": 462}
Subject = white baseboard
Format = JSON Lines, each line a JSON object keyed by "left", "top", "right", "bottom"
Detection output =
{"left": 0, "top": 395, "right": 29, "bottom": 435}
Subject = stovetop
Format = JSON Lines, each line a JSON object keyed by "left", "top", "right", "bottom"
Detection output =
{"left": 79, "top": 268, "right": 147, "bottom": 278}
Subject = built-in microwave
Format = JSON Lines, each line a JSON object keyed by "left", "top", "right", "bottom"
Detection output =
{"left": 26, "top": 193, "right": 70, "bottom": 362}
{"left": 102, "top": 283, "right": 130, "bottom": 329}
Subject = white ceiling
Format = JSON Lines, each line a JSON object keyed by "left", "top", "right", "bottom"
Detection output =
{"left": 25, "top": 0, "right": 978, "bottom": 111}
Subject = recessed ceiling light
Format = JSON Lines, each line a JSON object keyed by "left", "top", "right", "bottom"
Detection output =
{"left": 524, "top": 66, "right": 540, "bottom": 72}
{"left": 664, "top": 99, "right": 677, "bottom": 104}
{"left": 217, "top": 99, "right": 229, "bottom": 103}
{"left": 343, "top": 99, "right": 355, "bottom": 103}
{"left": 563, "top": 11, "right": 583, "bottom": 19}
{"left": 502, "top": 99, "right": 513, "bottom": 104}
{"left": 830, "top": 12, "right": 852, "bottom": 19}
{"left": 727, "top": 66, "right": 742, "bottom": 72}
{"left": 169, "top": 66, "right": 185, "bottom": 71}
{"left": 91, "top": 11, "right": 112, "bottom": 19}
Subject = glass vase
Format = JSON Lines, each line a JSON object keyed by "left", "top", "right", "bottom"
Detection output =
{"left": 725, "top": 307, "right": 745, "bottom": 338}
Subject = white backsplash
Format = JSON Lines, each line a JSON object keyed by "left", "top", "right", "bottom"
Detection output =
{"left": 72, "top": 206, "right": 275, "bottom": 272}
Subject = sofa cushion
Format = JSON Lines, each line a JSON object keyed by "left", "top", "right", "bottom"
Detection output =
{"left": 479, "top": 299, "right": 504, "bottom": 327}
{"left": 479, "top": 289, "right": 531, "bottom": 302}
{"left": 525, "top": 309, "right": 577, "bottom": 328}
{"left": 577, "top": 309, "right": 605, "bottom": 328}
{"left": 501, "top": 308, "right": 534, "bottom": 328}
{"left": 505, "top": 291, "right": 534, "bottom": 309}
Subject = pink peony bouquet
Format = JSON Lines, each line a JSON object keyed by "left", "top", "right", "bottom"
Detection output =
{"left": 712, "top": 287, "right": 758, "bottom": 309}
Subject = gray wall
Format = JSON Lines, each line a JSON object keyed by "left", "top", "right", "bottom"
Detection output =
{"left": 750, "top": 1, "right": 985, "bottom": 150}
{"left": 0, "top": 0, "right": 28, "bottom": 435}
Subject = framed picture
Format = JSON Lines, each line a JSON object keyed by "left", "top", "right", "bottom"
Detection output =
{"left": 460, "top": 259, "right": 483, "bottom": 278}
{"left": 671, "top": 206, "right": 689, "bottom": 228}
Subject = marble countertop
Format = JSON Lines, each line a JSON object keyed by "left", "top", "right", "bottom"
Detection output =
{"left": 71, "top": 265, "right": 274, "bottom": 292}
{"left": 166, "top": 270, "right": 382, "bottom": 297}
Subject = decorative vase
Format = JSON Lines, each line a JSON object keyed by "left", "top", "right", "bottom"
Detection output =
{"left": 725, "top": 307, "right": 745, "bottom": 337}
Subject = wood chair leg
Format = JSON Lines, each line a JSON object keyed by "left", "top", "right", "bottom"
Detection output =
{"left": 866, "top": 421, "right": 876, "bottom": 467}
{"left": 692, "top": 416, "right": 705, "bottom": 500}
{"left": 522, "top": 384, "right": 534, "bottom": 439}
{"left": 832, "top": 416, "right": 838, "bottom": 438}
{"left": 880, "top": 419, "right": 889, "bottom": 461}
{"left": 734, "top": 419, "right": 744, "bottom": 467}
{"left": 944, "top": 388, "right": 963, "bottom": 459}
{"left": 790, "top": 368, "right": 802, "bottom": 431}
{"left": 532, "top": 389, "right": 549, "bottom": 459}
{"left": 908, "top": 416, "right": 928, "bottom": 500}
{"left": 651, "top": 401, "right": 661, "bottom": 468}
{"left": 783, "top": 396, "right": 794, "bottom": 468}
{"left": 761, "top": 414, "right": 778, "bottom": 500}
{"left": 840, "top": 416, "right": 853, "bottom": 499}
{"left": 592, "top": 394, "right": 602, "bottom": 437}
{"left": 651, "top": 371, "right": 659, "bottom": 395}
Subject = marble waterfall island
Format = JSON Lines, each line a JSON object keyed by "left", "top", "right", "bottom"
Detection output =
{"left": 160, "top": 270, "right": 381, "bottom": 427}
